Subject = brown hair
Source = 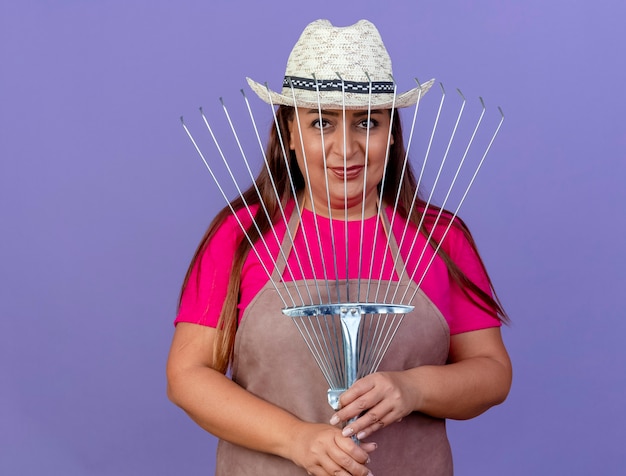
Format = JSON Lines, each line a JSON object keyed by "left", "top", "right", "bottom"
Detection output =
{"left": 180, "top": 106, "right": 508, "bottom": 373}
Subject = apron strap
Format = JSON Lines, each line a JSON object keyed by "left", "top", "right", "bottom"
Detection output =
{"left": 270, "top": 199, "right": 302, "bottom": 283}
{"left": 380, "top": 205, "right": 414, "bottom": 287}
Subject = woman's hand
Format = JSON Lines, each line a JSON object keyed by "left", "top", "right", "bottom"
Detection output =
{"left": 289, "top": 422, "right": 376, "bottom": 476}
{"left": 329, "top": 372, "right": 416, "bottom": 441}
{"left": 329, "top": 328, "right": 512, "bottom": 440}
{"left": 168, "top": 323, "right": 378, "bottom": 475}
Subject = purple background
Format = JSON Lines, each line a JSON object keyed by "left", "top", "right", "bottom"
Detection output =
{"left": 1, "top": 1, "right": 625, "bottom": 474}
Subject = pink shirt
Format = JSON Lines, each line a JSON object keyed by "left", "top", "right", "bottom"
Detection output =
{"left": 176, "top": 206, "right": 500, "bottom": 335}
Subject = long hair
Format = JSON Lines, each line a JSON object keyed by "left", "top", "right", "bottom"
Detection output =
{"left": 180, "top": 106, "right": 508, "bottom": 373}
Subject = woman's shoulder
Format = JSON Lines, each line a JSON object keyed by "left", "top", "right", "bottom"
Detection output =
{"left": 210, "top": 203, "right": 262, "bottom": 239}
{"left": 385, "top": 205, "right": 469, "bottom": 241}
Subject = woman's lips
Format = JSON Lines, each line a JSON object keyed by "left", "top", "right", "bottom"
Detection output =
{"left": 328, "top": 165, "right": 364, "bottom": 180}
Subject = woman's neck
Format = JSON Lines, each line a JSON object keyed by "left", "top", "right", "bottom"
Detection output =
{"left": 301, "top": 194, "right": 379, "bottom": 220}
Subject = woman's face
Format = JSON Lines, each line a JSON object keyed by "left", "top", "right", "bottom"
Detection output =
{"left": 288, "top": 108, "right": 393, "bottom": 219}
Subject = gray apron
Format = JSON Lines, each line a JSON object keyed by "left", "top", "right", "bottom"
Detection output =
{"left": 216, "top": 210, "right": 453, "bottom": 475}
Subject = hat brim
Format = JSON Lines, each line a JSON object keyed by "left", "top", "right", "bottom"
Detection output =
{"left": 246, "top": 77, "right": 435, "bottom": 110}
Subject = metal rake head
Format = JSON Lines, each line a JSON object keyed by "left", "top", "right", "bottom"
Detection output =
{"left": 180, "top": 80, "right": 504, "bottom": 411}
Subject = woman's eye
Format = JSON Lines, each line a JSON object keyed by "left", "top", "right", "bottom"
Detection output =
{"left": 358, "top": 118, "right": 378, "bottom": 129}
{"left": 312, "top": 118, "right": 331, "bottom": 129}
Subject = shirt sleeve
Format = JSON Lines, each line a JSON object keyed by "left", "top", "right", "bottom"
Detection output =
{"left": 174, "top": 216, "right": 240, "bottom": 328}
{"left": 442, "top": 223, "right": 502, "bottom": 335}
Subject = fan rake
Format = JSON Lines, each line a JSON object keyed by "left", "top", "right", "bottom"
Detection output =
{"left": 180, "top": 80, "right": 504, "bottom": 425}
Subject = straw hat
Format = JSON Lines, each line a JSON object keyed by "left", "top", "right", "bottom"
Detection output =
{"left": 247, "top": 19, "right": 434, "bottom": 110}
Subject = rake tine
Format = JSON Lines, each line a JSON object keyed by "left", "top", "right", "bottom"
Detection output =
{"left": 336, "top": 72, "right": 350, "bottom": 303}
{"left": 298, "top": 314, "right": 344, "bottom": 388}
{"left": 241, "top": 89, "right": 313, "bottom": 302}
{"left": 382, "top": 82, "right": 447, "bottom": 303}
{"left": 358, "top": 313, "right": 387, "bottom": 376}
{"left": 407, "top": 102, "right": 505, "bottom": 304}
{"left": 312, "top": 74, "right": 341, "bottom": 301}
{"left": 317, "top": 313, "right": 346, "bottom": 388}
{"left": 356, "top": 73, "right": 374, "bottom": 303}
{"left": 365, "top": 75, "right": 398, "bottom": 303}
{"left": 288, "top": 79, "right": 328, "bottom": 306}
{"left": 389, "top": 86, "right": 467, "bottom": 303}
{"left": 198, "top": 106, "right": 297, "bottom": 300}
{"left": 180, "top": 115, "right": 293, "bottom": 307}
{"left": 374, "top": 78, "right": 432, "bottom": 303}
{"left": 396, "top": 92, "right": 484, "bottom": 304}
{"left": 292, "top": 318, "right": 334, "bottom": 386}
{"left": 367, "top": 313, "right": 405, "bottom": 375}
{"left": 262, "top": 82, "right": 323, "bottom": 307}
{"left": 220, "top": 97, "right": 307, "bottom": 306}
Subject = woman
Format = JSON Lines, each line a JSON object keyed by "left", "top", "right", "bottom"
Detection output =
{"left": 167, "top": 19, "right": 512, "bottom": 476}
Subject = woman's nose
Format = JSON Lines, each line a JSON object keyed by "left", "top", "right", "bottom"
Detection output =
{"left": 329, "top": 124, "right": 360, "bottom": 159}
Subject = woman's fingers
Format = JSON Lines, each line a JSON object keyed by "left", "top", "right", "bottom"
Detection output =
{"left": 359, "top": 441, "right": 378, "bottom": 454}
{"left": 328, "top": 433, "right": 373, "bottom": 476}
{"left": 291, "top": 423, "right": 374, "bottom": 476}
{"left": 330, "top": 372, "right": 416, "bottom": 439}
{"left": 340, "top": 403, "right": 392, "bottom": 441}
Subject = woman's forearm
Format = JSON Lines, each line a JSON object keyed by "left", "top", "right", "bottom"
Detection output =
{"left": 332, "top": 327, "right": 512, "bottom": 439}
{"left": 166, "top": 323, "right": 374, "bottom": 476}
{"left": 167, "top": 364, "right": 303, "bottom": 460}
{"left": 403, "top": 354, "right": 511, "bottom": 420}
{"left": 411, "top": 327, "right": 511, "bottom": 420}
